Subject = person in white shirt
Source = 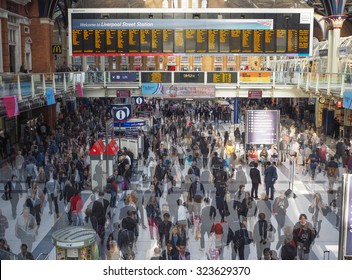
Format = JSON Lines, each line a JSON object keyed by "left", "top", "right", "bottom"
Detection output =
{"left": 177, "top": 199, "right": 189, "bottom": 239}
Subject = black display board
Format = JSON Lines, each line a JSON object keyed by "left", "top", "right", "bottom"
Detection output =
{"left": 69, "top": 9, "right": 313, "bottom": 56}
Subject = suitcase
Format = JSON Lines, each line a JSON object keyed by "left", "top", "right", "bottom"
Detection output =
{"left": 323, "top": 250, "right": 330, "bottom": 260}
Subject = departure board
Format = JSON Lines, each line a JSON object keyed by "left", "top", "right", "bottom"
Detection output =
{"left": 83, "top": 30, "right": 94, "bottom": 53}
{"left": 106, "top": 30, "right": 117, "bottom": 53}
{"left": 152, "top": 29, "right": 163, "bottom": 53}
{"left": 196, "top": 29, "right": 208, "bottom": 53}
{"left": 72, "top": 30, "right": 83, "bottom": 53}
{"left": 163, "top": 29, "right": 173, "bottom": 53}
{"left": 265, "top": 30, "right": 275, "bottom": 53}
{"left": 95, "top": 30, "right": 106, "bottom": 53}
{"left": 208, "top": 30, "right": 219, "bottom": 53}
{"left": 219, "top": 30, "right": 230, "bottom": 53}
{"left": 117, "top": 30, "right": 129, "bottom": 53}
{"left": 185, "top": 30, "right": 196, "bottom": 53}
{"left": 174, "top": 72, "right": 204, "bottom": 83}
{"left": 207, "top": 72, "right": 237, "bottom": 83}
{"left": 287, "top": 29, "right": 298, "bottom": 53}
{"left": 174, "top": 30, "right": 185, "bottom": 53}
{"left": 242, "top": 30, "right": 252, "bottom": 53}
{"left": 141, "top": 72, "right": 172, "bottom": 83}
{"left": 276, "top": 29, "right": 287, "bottom": 53}
{"left": 253, "top": 30, "right": 264, "bottom": 53}
{"left": 129, "top": 30, "right": 140, "bottom": 53}
{"left": 230, "top": 30, "right": 241, "bottom": 53}
{"left": 140, "top": 30, "right": 151, "bottom": 53}
{"left": 69, "top": 9, "right": 313, "bottom": 56}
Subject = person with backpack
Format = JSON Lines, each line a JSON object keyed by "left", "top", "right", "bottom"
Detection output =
{"left": 92, "top": 192, "right": 110, "bottom": 243}
{"left": 45, "top": 173, "right": 60, "bottom": 218}
{"left": 327, "top": 156, "right": 339, "bottom": 193}
{"left": 233, "top": 220, "right": 252, "bottom": 260}
{"left": 292, "top": 213, "right": 316, "bottom": 260}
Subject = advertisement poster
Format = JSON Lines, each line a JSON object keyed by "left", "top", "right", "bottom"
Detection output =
{"left": 45, "top": 88, "right": 56, "bottom": 105}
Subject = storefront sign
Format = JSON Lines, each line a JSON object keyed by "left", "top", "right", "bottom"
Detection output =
{"left": 2, "top": 96, "right": 19, "bottom": 117}
{"left": 248, "top": 90, "right": 262, "bottom": 98}
{"left": 120, "top": 120, "right": 146, "bottom": 127}
{"left": 239, "top": 71, "right": 271, "bottom": 83}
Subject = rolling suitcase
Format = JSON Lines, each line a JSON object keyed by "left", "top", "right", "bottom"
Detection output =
{"left": 323, "top": 250, "right": 330, "bottom": 260}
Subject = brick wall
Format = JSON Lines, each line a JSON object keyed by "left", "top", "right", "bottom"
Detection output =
{"left": 30, "top": 18, "right": 55, "bottom": 73}
{"left": 1, "top": 18, "right": 9, "bottom": 72}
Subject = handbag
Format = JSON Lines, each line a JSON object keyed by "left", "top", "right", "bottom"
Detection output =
{"left": 65, "top": 202, "right": 71, "bottom": 213}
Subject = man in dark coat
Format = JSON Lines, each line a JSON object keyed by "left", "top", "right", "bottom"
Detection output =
{"left": 264, "top": 162, "right": 277, "bottom": 200}
{"left": 249, "top": 162, "right": 261, "bottom": 199}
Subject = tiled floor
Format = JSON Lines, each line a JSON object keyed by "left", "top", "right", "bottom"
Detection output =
{"left": 0, "top": 124, "right": 342, "bottom": 260}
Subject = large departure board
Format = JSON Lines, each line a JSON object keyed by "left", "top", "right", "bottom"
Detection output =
{"left": 69, "top": 9, "right": 313, "bottom": 56}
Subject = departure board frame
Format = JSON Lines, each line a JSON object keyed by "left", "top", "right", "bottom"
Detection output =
{"left": 69, "top": 8, "right": 314, "bottom": 57}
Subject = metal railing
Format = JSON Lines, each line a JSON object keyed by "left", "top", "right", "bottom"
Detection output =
{"left": 1, "top": 70, "right": 351, "bottom": 100}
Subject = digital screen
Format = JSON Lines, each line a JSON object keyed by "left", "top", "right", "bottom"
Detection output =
{"left": 141, "top": 72, "right": 172, "bottom": 83}
{"left": 196, "top": 29, "right": 208, "bottom": 53}
{"left": 246, "top": 110, "right": 279, "bottom": 145}
{"left": 185, "top": 29, "right": 196, "bottom": 53}
{"left": 174, "top": 72, "right": 205, "bottom": 83}
{"left": 207, "top": 72, "right": 237, "bottom": 83}
{"left": 208, "top": 30, "right": 219, "bottom": 53}
{"left": 69, "top": 10, "right": 313, "bottom": 56}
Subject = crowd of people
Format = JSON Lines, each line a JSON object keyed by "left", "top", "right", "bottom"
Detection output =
{"left": 0, "top": 98, "right": 344, "bottom": 260}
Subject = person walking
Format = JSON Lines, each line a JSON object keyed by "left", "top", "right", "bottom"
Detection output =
{"left": 292, "top": 213, "right": 316, "bottom": 260}
{"left": 15, "top": 207, "right": 37, "bottom": 251}
{"left": 272, "top": 190, "right": 289, "bottom": 237}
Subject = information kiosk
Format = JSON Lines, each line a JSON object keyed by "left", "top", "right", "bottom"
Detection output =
{"left": 51, "top": 226, "right": 99, "bottom": 260}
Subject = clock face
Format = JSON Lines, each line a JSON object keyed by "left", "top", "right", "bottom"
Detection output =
{"left": 319, "top": 97, "right": 325, "bottom": 104}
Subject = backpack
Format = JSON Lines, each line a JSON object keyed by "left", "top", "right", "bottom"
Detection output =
{"left": 327, "top": 166, "right": 337, "bottom": 178}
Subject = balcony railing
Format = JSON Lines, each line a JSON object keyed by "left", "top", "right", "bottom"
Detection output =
{"left": 1, "top": 70, "right": 351, "bottom": 100}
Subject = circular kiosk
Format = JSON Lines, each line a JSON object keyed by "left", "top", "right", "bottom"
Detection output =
{"left": 51, "top": 226, "right": 99, "bottom": 260}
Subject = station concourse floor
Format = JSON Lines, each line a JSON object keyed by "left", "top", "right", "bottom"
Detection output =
{"left": 0, "top": 123, "right": 341, "bottom": 260}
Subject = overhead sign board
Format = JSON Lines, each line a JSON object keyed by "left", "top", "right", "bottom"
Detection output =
{"left": 52, "top": 45, "right": 62, "bottom": 54}
{"left": 248, "top": 90, "right": 263, "bottom": 98}
{"left": 68, "top": 8, "right": 313, "bottom": 57}
{"left": 110, "top": 104, "right": 131, "bottom": 122}
{"left": 246, "top": 110, "right": 279, "bottom": 145}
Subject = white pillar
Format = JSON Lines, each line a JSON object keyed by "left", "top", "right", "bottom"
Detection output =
{"left": 100, "top": 56, "right": 105, "bottom": 71}
{"left": 201, "top": 0, "right": 207, "bottom": 8}
{"left": 181, "top": 0, "right": 188, "bottom": 8}
{"left": 327, "top": 25, "right": 333, "bottom": 74}
{"left": 82, "top": 56, "right": 87, "bottom": 71}
{"left": 192, "top": 0, "right": 199, "bottom": 8}
{"left": 162, "top": 0, "right": 168, "bottom": 8}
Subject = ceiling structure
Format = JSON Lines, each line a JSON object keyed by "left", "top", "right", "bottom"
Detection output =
{"left": 37, "top": 0, "right": 352, "bottom": 36}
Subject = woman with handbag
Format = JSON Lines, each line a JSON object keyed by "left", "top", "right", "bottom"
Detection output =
{"left": 15, "top": 207, "right": 37, "bottom": 251}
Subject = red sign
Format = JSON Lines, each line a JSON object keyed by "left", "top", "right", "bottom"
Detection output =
{"left": 248, "top": 90, "right": 262, "bottom": 99}
{"left": 108, "top": 139, "right": 119, "bottom": 155}
{"left": 336, "top": 101, "right": 343, "bottom": 108}
{"left": 116, "top": 90, "right": 131, "bottom": 98}
{"left": 90, "top": 140, "right": 106, "bottom": 155}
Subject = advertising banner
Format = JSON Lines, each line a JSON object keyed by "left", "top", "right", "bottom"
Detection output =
{"left": 161, "top": 85, "right": 215, "bottom": 98}
{"left": 343, "top": 91, "right": 352, "bottom": 109}
{"left": 45, "top": 88, "right": 56, "bottom": 105}
{"left": 75, "top": 83, "right": 83, "bottom": 97}
{"left": 2, "top": 96, "right": 19, "bottom": 117}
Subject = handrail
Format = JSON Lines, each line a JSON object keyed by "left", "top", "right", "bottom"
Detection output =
{"left": 1, "top": 70, "right": 351, "bottom": 100}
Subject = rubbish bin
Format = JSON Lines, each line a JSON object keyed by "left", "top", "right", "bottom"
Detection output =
{"left": 51, "top": 226, "right": 99, "bottom": 260}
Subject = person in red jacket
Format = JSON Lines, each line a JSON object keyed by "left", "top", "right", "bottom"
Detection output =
{"left": 70, "top": 190, "right": 84, "bottom": 226}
